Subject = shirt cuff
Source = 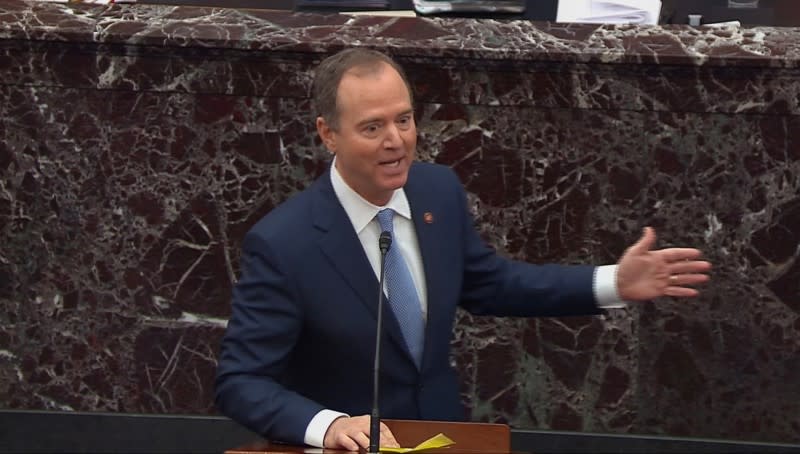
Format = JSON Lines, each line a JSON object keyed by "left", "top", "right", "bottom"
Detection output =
{"left": 593, "top": 265, "right": 627, "bottom": 308}
{"left": 304, "top": 409, "right": 349, "bottom": 447}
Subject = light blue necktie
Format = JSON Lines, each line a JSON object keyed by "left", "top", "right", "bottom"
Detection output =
{"left": 376, "top": 208, "right": 425, "bottom": 368}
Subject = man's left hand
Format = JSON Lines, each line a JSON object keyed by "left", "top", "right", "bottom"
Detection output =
{"left": 616, "top": 227, "right": 712, "bottom": 301}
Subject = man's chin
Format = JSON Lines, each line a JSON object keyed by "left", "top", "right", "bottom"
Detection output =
{"left": 384, "top": 172, "right": 409, "bottom": 190}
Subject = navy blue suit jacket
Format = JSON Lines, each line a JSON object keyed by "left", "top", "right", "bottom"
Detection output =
{"left": 215, "top": 162, "right": 600, "bottom": 445}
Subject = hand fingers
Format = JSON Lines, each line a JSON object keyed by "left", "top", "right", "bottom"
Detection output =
{"left": 664, "top": 286, "right": 700, "bottom": 298}
{"left": 326, "top": 416, "right": 372, "bottom": 451}
{"left": 670, "top": 260, "right": 712, "bottom": 275}
{"left": 354, "top": 431, "right": 371, "bottom": 450}
{"left": 379, "top": 423, "right": 400, "bottom": 448}
{"left": 338, "top": 430, "right": 370, "bottom": 451}
{"left": 659, "top": 248, "right": 703, "bottom": 262}
{"left": 675, "top": 273, "right": 710, "bottom": 285}
{"left": 335, "top": 432, "right": 362, "bottom": 452}
{"left": 628, "top": 227, "right": 656, "bottom": 254}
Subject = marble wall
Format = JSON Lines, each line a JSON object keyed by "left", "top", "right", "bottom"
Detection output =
{"left": 1, "top": 0, "right": 799, "bottom": 444}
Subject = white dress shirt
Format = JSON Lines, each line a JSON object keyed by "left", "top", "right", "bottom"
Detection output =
{"left": 303, "top": 161, "right": 623, "bottom": 447}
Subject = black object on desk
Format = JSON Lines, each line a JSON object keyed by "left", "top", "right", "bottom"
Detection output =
{"left": 660, "top": 0, "right": 781, "bottom": 25}
{"left": 710, "top": 6, "right": 774, "bottom": 24}
{"left": 296, "top": 0, "right": 390, "bottom": 9}
{"left": 141, "top": 0, "right": 294, "bottom": 9}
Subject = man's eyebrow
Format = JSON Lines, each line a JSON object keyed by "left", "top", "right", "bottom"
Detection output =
{"left": 355, "top": 109, "right": 414, "bottom": 127}
{"left": 355, "top": 116, "right": 383, "bottom": 128}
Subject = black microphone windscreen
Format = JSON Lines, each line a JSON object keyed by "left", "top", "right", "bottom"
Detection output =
{"left": 379, "top": 231, "right": 392, "bottom": 254}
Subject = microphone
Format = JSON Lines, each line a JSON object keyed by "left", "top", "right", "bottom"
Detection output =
{"left": 369, "top": 231, "right": 392, "bottom": 454}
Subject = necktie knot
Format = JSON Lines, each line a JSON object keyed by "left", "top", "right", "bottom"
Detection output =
{"left": 377, "top": 208, "right": 395, "bottom": 233}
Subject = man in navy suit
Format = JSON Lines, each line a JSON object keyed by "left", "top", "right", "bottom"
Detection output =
{"left": 215, "top": 48, "right": 711, "bottom": 451}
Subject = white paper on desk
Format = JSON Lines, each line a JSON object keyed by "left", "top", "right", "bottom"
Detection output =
{"left": 556, "top": 0, "right": 661, "bottom": 25}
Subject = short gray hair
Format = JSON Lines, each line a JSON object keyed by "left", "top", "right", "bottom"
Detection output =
{"left": 312, "top": 48, "right": 413, "bottom": 130}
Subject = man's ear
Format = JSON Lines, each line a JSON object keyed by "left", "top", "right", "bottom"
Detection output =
{"left": 316, "top": 116, "right": 336, "bottom": 153}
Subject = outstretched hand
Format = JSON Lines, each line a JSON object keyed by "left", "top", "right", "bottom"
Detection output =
{"left": 324, "top": 415, "right": 400, "bottom": 451}
{"left": 616, "top": 227, "right": 711, "bottom": 301}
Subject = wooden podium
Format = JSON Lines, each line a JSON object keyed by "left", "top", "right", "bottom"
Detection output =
{"left": 226, "top": 419, "right": 511, "bottom": 453}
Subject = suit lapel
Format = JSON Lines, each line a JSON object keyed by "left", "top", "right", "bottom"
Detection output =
{"left": 311, "top": 170, "right": 415, "bottom": 365}
{"left": 404, "top": 165, "right": 448, "bottom": 371}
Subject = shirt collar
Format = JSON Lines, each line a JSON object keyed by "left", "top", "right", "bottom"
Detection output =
{"left": 330, "top": 157, "right": 412, "bottom": 234}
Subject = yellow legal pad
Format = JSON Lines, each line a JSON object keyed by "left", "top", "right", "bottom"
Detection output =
{"left": 381, "top": 433, "right": 455, "bottom": 453}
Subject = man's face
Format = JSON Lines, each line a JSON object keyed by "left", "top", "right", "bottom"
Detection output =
{"left": 317, "top": 62, "right": 416, "bottom": 206}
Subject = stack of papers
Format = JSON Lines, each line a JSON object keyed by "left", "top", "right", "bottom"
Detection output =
{"left": 556, "top": 0, "right": 662, "bottom": 25}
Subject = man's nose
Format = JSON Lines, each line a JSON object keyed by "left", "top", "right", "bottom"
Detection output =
{"left": 383, "top": 123, "right": 402, "bottom": 147}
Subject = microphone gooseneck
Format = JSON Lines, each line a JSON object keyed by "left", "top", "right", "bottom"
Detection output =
{"left": 369, "top": 230, "right": 392, "bottom": 454}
